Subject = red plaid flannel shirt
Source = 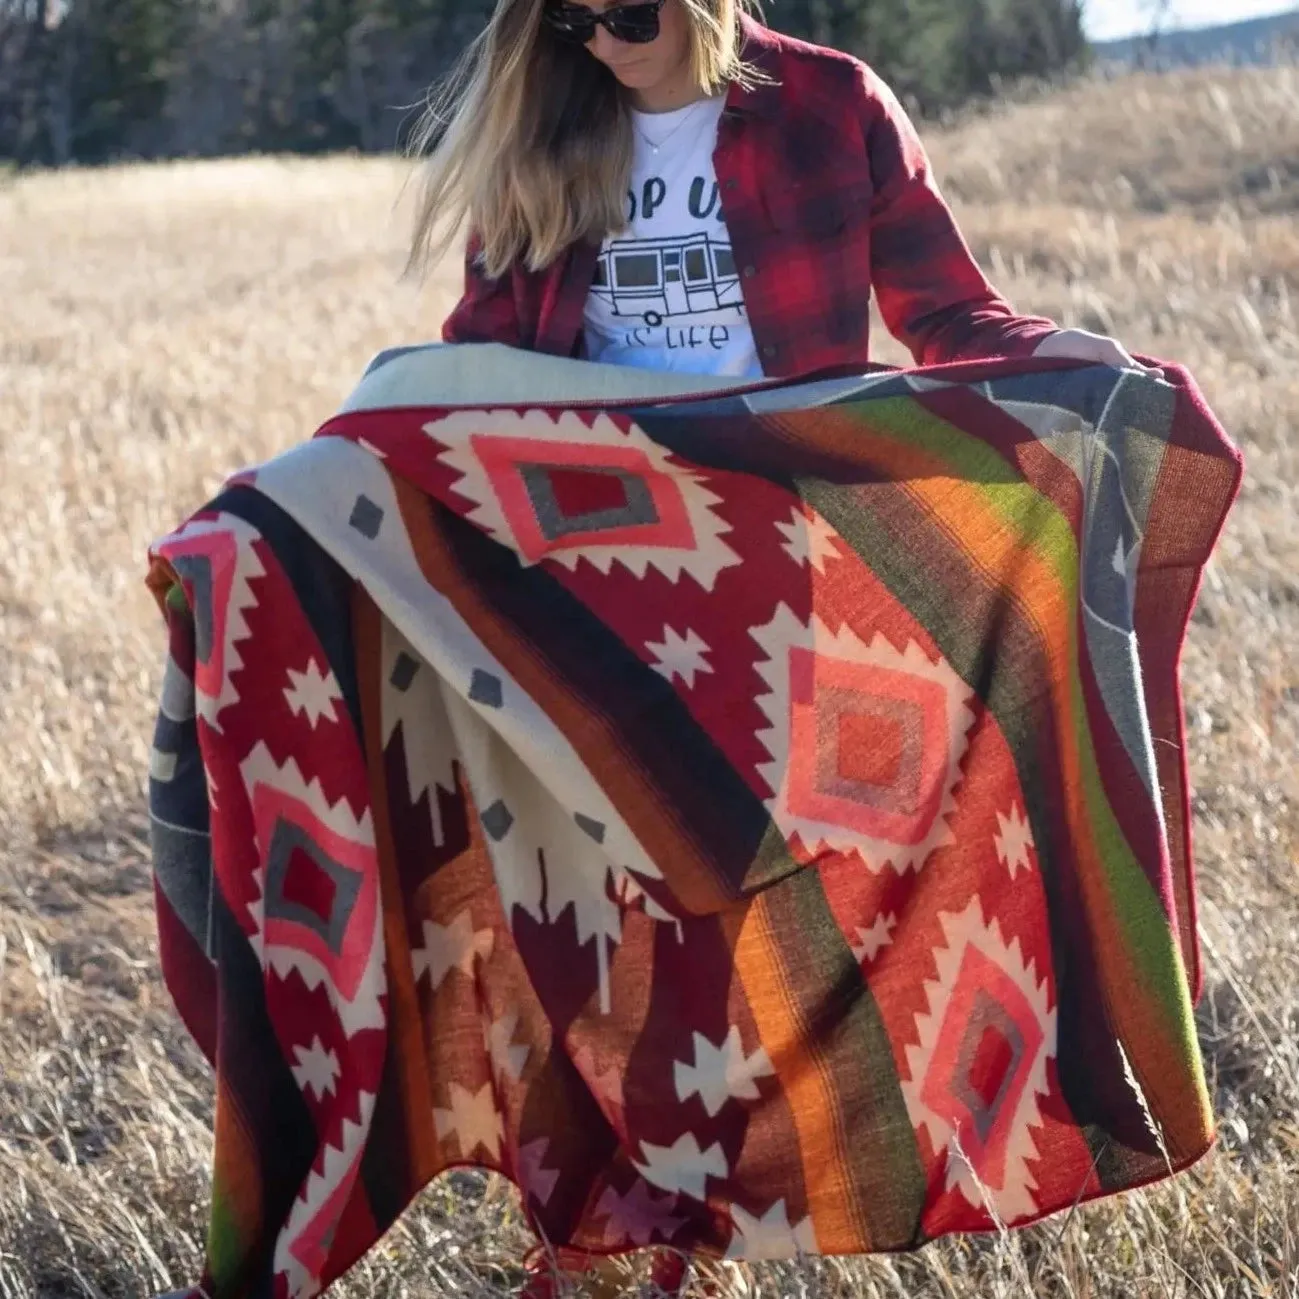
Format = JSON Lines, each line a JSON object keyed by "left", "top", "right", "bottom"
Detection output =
{"left": 441, "top": 16, "right": 1058, "bottom": 378}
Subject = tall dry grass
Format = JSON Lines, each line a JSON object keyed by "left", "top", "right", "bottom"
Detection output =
{"left": 0, "top": 63, "right": 1296, "bottom": 1298}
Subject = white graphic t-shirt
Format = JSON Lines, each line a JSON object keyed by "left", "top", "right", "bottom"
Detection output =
{"left": 582, "top": 96, "right": 762, "bottom": 379}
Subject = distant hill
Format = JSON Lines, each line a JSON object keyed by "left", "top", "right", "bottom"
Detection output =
{"left": 1093, "top": 9, "right": 1299, "bottom": 66}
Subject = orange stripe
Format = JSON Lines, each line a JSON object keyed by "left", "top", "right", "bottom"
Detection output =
{"left": 353, "top": 588, "right": 441, "bottom": 1178}
{"left": 724, "top": 898, "right": 870, "bottom": 1253}
{"left": 208, "top": 1077, "right": 264, "bottom": 1279}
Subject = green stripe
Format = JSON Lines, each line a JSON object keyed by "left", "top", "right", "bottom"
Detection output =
{"left": 764, "top": 868, "right": 927, "bottom": 1247}
{"left": 846, "top": 396, "right": 1079, "bottom": 591}
{"left": 206, "top": 1185, "right": 247, "bottom": 1294}
{"left": 1070, "top": 670, "right": 1202, "bottom": 1038}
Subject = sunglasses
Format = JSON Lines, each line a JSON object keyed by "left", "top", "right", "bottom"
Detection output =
{"left": 542, "top": 0, "right": 668, "bottom": 45}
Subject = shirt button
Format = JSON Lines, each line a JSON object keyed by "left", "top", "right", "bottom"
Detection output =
{"left": 725, "top": 178, "right": 738, "bottom": 190}
{"left": 743, "top": 265, "right": 757, "bottom": 279}
{"left": 763, "top": 344, "right": 779, "bottom": 359}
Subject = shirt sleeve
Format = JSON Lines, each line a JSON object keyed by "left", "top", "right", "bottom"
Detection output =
{"left": 860, "top": 67, "right": 1058, "bottom": 365}
{"left": 440, "top": 234, "right": 524, "bottom": 347}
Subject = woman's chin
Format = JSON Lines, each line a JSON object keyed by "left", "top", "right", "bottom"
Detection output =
{"left": 607, "top": 60, "right": 654, "bottom": 87}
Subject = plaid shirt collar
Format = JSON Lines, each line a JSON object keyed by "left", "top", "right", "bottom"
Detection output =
{"left": 724, "top": 16, "right": 786, "bottom": 119}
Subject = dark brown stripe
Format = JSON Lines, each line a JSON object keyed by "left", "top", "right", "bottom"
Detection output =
{"left": 389, "top": 476, "right": 803, "bottom": 917}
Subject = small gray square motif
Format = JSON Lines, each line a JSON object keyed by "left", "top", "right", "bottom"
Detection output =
{"left": 574, "top": 814, "right": 606, "bottom": 844}
{"left": 469, "top": 669, "right": 504, "bottom": 708}
{"left": 390, "top": 652, "right": 419, "bottom": 692}
{"left": 481, "top": 800, "right": 514, "bottom": 841}
{"left": 349, "top": 494, "right": 384, "bottom": 539}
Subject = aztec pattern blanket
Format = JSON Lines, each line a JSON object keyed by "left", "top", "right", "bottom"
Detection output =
{"left": 145, "top": 345, "right": 1242, "bottom": 1299}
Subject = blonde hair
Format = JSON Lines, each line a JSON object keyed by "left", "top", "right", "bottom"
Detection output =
{"left": 405, "top": 0, "right": 764, "bottom": 281}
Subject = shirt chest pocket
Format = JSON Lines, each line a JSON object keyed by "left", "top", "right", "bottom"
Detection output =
{"left": 761, "top": 178, "right": 874, "bottom": 240}
{"left": 755, "top": 176, "right": 876, "bottom": 349}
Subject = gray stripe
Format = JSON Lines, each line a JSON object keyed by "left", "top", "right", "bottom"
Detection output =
{"left": 150, "top": 817, "right": 215, "bottom": 959}
{"left": 159, "top": 652, "right": 196, "bottom": 722}
{"left": 1081, "top": 612, "right": 1159, "bottom": 799}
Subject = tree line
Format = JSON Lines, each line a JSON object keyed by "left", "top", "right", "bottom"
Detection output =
{"left": 0, "top": 0, "right": 1089, "bottom": 165}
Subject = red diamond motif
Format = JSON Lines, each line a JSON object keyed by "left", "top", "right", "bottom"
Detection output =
{"left": 918, "top": 945, "right": 1045, "bottom": 1187}
{"left": 786, "top": 647, "right": 951, "bottom": 844}
{"left": 546, "top": 466, "right": 630, "bottom": 517}
{"left": 281, "top": 845, "right": 338, "bottom": 926}
{"left": 837, "top": 712, "right": 903, "bottom": 787}
{"left": 970, "top": 1025, "right": 1015, "bottom": 1110}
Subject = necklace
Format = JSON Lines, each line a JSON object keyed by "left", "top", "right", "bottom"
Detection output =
{"left": 633, "top": 98, "right": 711, "bottom": 155}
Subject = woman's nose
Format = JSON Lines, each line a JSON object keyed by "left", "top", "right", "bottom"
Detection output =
{"left": 590, "top": 24, "right": 621, "bottom": 62}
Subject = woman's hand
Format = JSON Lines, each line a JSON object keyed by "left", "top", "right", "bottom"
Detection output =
{"left": 1033, "top": 328, "right": 1161, "bottom": 375}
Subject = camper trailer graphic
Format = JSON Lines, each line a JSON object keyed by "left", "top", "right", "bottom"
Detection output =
{"left": 591, "top": 232, "right": 743, "bottom": 326}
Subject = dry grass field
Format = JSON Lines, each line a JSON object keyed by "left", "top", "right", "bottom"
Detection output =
{"left": 1, "top": 62, "right": 1297, "bottom": 1298}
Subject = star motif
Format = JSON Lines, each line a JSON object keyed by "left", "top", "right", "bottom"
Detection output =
{"left": 517, "top": 1138, "right": 560, "bottom": 1206}
{"left": 850, "top": 912, "right": 897, "bottom": 964}
{"left": 283, "top": 658, "right": 343, "bottom": 728}
{"left": 994, "top": 803, "right": 1036, "bottom": 878}
{"left": 645, "top": 625, "right": 714, "bottom": 689}
{"left": 289, "top": 1037, "right": 341, "bottom": 1100}
{"left": 634, "top": 1132, "right": 727, "bottom": 1201}
{"left": 673, "top": 1026, "right": 774, "bottom": 1118}
{"left": 412, "top": 910, "right": 494, "bottom": 989}
{"left": 433, "top": 1082, "right": 503, "bottom": 1160}
{"left": 594, "top": 1179, "right": 684, "bottom": 1247}
{"left": 484, "top": 1010, "right": 530, "bottom": 1083}
{"left": 725, "top": 1198, "right": 818, "bottom": 1261}
{"left": 776, "top": 506, "right": 842, "bottom": 573}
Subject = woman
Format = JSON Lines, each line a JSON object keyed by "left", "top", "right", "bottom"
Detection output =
{"left": 405, "top": 2, "right": 1143, "bottom": 1293}
{"left": 410, "top": 0, "right": 1145, "bottom": 382}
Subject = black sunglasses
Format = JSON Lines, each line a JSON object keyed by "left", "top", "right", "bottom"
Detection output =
{"left": 542, "top": 0, "right": 668, "bottom": 45}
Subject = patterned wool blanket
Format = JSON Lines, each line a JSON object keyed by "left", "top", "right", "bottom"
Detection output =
{"left": 145, "top": 344, "right": 1241, "bottom": 1299}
